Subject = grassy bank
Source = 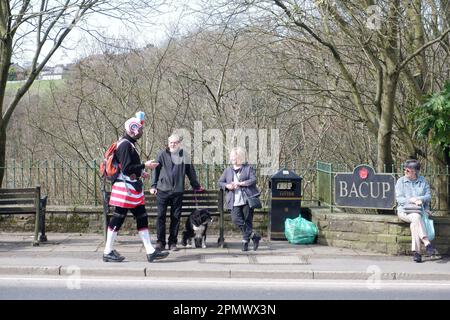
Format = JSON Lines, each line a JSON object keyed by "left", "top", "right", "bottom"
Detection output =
{"left": 5, "top": 79, "right": 64, "bottom": 97}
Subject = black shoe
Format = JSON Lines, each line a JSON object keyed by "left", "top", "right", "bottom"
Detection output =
{"left": 147, "top": 249, "right": 169, "bottom": 262}
{"left": 252, "top": 234, "right": 261, "bottom": 251}
{"left": 242, "top": 241, "right": 249, "bottom": 252}
{"left": 103, "top": 250, "right": 125, "bottom": 262}
{"left": 155, "top": 242, "right": 165, "bottom": 251}
{"left": 413, "top": 252, "right": 422, "bottom": 263}
{"left": 425, "top": 244, "right": 434, "bottom": 256}
{"left": 112, "top": 250, "right": 125, "bottom": 259}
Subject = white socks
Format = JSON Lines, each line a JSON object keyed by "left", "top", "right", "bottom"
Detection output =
{"left": 104, "top": 227, "right": 118, "bottom": 255}
{"left": 104, "top": 227, "right": 156, "bottom": 255}
{"left": 139, "top": 228, "right": 155, "bottom": 254}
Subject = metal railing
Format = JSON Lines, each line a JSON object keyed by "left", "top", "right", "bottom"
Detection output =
{"left": 0, "top": 159, "right": 318, "bottom": 206}
{"left": 316, "top": 161, "right": 450, "bottom": 215}
{"left": 1, "top": 159, "right": 100, "bottom": 206}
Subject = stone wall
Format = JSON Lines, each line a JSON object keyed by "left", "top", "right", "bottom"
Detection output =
{"left": 0, "top": 206, "right": 269, "bottom": 239}
{"left": 311, "top": 207, "right": 450, "bottom": 255}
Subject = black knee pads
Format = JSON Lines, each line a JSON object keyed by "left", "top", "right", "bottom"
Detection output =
{"left": 136, "top": 214, "right": 148, "bottom": 230}
{"left": 110, "top": 210, "right": 127, "bottom": 230}
{"left": 109, "top": 215, "right": 126, "bottom": 231}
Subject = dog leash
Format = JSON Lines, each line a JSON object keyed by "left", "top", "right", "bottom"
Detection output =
{"left": 194, "top": 189, "right": 200, "bottom": 209}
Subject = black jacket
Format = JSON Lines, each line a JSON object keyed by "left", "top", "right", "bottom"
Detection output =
{"left": 115, "top": 134, "right": 145, "bottom": 178}
{"left": 151, "top": 148, "right": 200, "bottom": 193}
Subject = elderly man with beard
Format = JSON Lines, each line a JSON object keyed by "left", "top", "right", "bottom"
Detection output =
{"left": 103, "top": 113, "right": 169, "bottom": 263}
{"left": 150, "top": 134, "right": 204, "bottom": 251}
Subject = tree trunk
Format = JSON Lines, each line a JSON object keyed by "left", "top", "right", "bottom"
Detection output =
{"left": 446, "top": 147, "right": 450, "bottom": 215}
{"left": 376, "top": 71, "right": 399, "bottom": 215}
{"left": 0, "top": 125, "right": 5, "bottom": 187}
{"left": 430, "top": 146, "right": 450, "bottom": 215}
{"left": 0, "top": 12, "right": 13, "bottom": 187}
{"left": 407, "top": 0, "right": 429, "bottom": 92}
{"left": 377, "top": 73, "right": 398, "bottom": 174}
{"left": 377, "top": 0, "right": 399, "bottom": 175}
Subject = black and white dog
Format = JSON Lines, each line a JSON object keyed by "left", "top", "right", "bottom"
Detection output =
{"left": 181, "top": 209, "right": 213, "bottom": 248}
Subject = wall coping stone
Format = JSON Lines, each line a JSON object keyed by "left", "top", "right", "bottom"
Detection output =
{"left": 311, "top": 207, "right": 450, "bottom": 224}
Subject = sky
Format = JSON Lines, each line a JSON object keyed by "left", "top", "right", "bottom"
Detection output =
{"left": 14, "top": 0, "right": 199, "bottom": 67}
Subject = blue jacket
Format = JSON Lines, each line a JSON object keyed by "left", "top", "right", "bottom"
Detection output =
{"left": 395, "top": 175, "right": 431, "bottom": 213}
{"left": 218, "top": 164, "right": 260, "bottom": 210}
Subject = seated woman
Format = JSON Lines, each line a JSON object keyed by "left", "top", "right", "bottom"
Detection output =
{"left": 395, "top": 159, "right": 434, "bottom": 263}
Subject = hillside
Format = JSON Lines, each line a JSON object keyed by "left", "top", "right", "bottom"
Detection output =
{"left": 5, "top": 79, "right": 64, "bottom": 97}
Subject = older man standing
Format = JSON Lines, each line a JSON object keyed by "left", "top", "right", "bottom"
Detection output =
{"left": 150, "top": 134, "right": 204, "bottom": 251}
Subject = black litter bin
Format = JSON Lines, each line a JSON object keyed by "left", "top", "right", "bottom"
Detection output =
{"left": 268, "top": 169, "right": 302, "bottom": 240}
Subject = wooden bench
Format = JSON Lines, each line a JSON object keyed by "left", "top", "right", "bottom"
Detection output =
{"left": 102, "top": 189, "right": 225, "bottom": 247}
{"left": 0, "top": 186, "right": 48, "bottom": 246}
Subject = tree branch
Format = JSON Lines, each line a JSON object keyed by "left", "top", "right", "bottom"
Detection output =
{"left": 272, "top": 0, "right": 379, "bottom": 134}
{"left": 398, "top": 27, "right": 450, "bottom": 71}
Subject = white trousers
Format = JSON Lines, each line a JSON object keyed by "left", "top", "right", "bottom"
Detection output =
{"left": 397, "top": 211, "right": 427, "bottom": 252}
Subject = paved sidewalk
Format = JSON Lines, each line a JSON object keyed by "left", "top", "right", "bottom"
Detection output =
{"left": 0, "top": 232, "right": 449, "bottom": 281}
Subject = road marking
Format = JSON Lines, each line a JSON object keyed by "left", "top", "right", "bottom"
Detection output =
{"left": 1, "top": 276, "right": 450, "bottom": 289}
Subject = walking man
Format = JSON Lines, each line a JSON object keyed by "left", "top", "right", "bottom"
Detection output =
{"left": 103, "top": 113, "right": 169, "bottom": 263}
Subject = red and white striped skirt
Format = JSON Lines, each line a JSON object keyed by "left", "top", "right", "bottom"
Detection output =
{"left": 109, "top": 175, "right": 144, "bottom": 208}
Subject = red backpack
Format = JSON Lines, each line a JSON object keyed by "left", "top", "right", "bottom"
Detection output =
{"left": 99, "top": 139, "right": 128, "bottom": 182}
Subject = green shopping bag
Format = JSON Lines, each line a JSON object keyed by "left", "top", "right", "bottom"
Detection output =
{"left": 284, "top": 216, "right": 318, "bottom": 244}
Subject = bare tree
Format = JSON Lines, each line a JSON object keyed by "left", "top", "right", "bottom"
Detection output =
{"left": 0, "top": 0, "right": 164, "bottom": 185}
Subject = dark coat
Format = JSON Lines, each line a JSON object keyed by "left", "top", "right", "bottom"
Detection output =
{"left": 116, "top": 134, "right": 145, "bottom": 177}
{"left": 218, "top": 164, "right": 260, "bottom": 210}
{"left": 151, "top": 148, "right": 201, "bottom": 193}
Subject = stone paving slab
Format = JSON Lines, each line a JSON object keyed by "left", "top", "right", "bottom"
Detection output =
{"left": 308, "top": 246, "right": 359, "bottom": 255}
{"left": 230, "top": 270, "right": 314, "bottom": 279}
{"left": 0, "top": 233, "right": 449, "bottom": 281}
{"left": 202, "top": 255, "right": 250, "bottom": 264}
{"left": 52, "top": 246, "right": 100, "bottom": 252}
{"left": 60, "top": 266, "right": 146, "bottom": 277}
{"left": 146, "top": 268, "right": 230, "bottom": 278}
{"left": 312, "top": 271, "right": 388, "bottom": 280}
{"left": 12, "top": 246, "right": 56, "bottom": 252}
{"left": 0, "top": 265, "right": 61, "bottom": 276}
{"left": 394, "top": 273, "right": 450, "bottom": 281}
{"left": 255, "top": 255, "right": 309, "bottom": 265}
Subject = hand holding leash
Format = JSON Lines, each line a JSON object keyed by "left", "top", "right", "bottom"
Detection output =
{"left": 194, "top": 186, "right": 205, "bottom": 193}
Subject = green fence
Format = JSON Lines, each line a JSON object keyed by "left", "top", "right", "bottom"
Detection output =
{"left": 1, "top": 159, "right": 100, "bottom": 206}
{"left": 3, "top": 159, "right": 447, "bottom": 212}
{"left": 0, "top": 159, "right": 318, "bottom": 206}
{"left": 316, "top": 161, "right": 450, "bottom": 215}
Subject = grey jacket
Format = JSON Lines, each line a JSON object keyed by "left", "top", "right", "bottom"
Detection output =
{"left": 151, "top": 148, "right": 201, "bottom": 193}
{"left": 218, "top": 164, "right": 260, "bottom": 210}
{"left": 395, "top": 175, "right": 431, "bottom": 213}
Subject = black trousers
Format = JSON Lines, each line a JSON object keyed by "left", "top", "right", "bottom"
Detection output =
{"left": 109, "top": 205, "right": 148, "bottom": 231}
{"left": 156, "top": 191, "right": 184, "bottom": 246}
{"left": 231, "top": 204, "right": 255, "bottom": 242}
